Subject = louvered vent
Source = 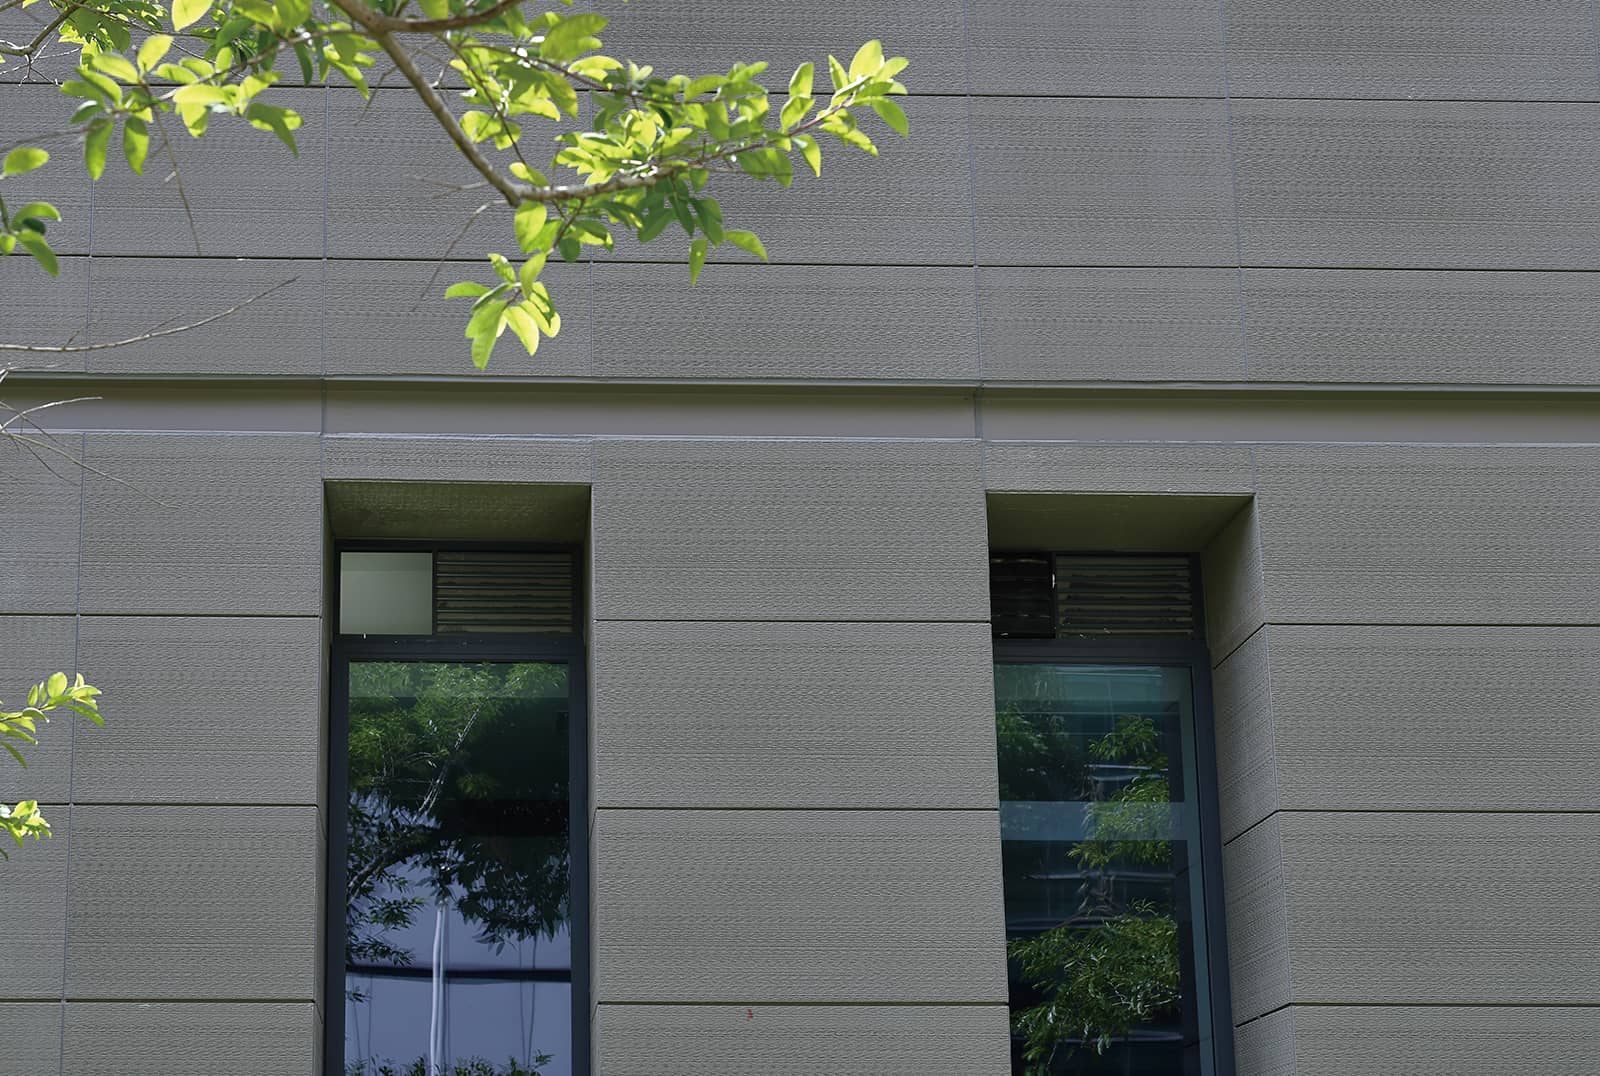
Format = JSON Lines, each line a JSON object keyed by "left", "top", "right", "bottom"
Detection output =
{"left": 433, "top": 551, "right": 575, "bottom": 635}
{"left": 991, "top": 553, "right": 1197, "bottom": 639}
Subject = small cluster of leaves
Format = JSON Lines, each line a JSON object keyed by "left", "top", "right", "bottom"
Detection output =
{"left": 1, "top": 672, "right": 104, "bottom": 857}
{"left": 2, "top": 0, "right": 909, "bottom": 368}
{"left": 449, "top": 32, "right": 909, "bottom": 368}
{"left": 0, "top": 147, "right": 62, "bottom": 276}
{"left": 346, "top": 1055, "right": 549, "bottom": 1076}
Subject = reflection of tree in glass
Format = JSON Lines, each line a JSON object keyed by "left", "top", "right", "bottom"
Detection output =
{"left": 1009, "top": 714, "right": 1181, "bottom": 1073}
{"left": 345, "top": 1055, "right": 549, "bottom": 1076}
{"left": 345, "top": 662, "right": 570, "bottom": 981}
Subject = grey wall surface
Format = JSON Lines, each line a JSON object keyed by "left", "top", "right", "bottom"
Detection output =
{"left": 4, "top": 0, "right": 1600, "bottom": 1072}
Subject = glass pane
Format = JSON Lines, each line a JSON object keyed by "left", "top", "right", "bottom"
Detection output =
{"left": 995, "top": 664, "right": 1213, "bottom": 1076}
{"left": 344, "top": 661, "right": 571, "bottom": 1076}
{"left": 340, "top": 552, "right": 433, "bottom": 635}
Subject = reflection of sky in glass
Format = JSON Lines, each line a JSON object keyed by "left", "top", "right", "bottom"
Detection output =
{"left": 345, "top": 661, "right": 572, "bottom": 1076}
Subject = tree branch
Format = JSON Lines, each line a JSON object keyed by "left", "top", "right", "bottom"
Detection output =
{"left": 0, "top": 8, "right": 69, "bottom": 58}
{"left": 0, "top": 277, "right": 296, "bottom": 352}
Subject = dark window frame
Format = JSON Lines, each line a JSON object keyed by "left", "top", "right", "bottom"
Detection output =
{"left": 325, "top": 539, "right": 589, "bottom": 1076}
{"left": 992, "top": 551, "right": 1237, "bottom": 1076}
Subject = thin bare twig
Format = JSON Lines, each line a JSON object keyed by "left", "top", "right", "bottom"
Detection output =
{"left": 413, "top": 201, "right": 491, "bottom": 310}
{"left": 0, "top": 277, "right": 297, "bottom": 352}
{"left": 149, "top": 109, "right": 203, "bottom": 256}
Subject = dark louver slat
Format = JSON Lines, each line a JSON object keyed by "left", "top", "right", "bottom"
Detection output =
{"left": 433, "top": 551, "right": 575, "bottom": 634}
{"left": 991, "top": 552, "right": 1197, "bottom": 640}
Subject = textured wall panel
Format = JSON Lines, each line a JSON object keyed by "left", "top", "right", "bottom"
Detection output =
{"left": 968, "top": 0, "right": 1224, "bottom": 97}
{"left": 66, "top": 805, "right": 320, "bottom": 999}
{"left": 0, "top": 86, "right": 88, "bottom": 251}
{"left": 0, "top": 254, "right": 88, "bottom": 373}
{"left": 1277, "top": 812, "right": 1600, "bottom": 1006}
{"left": 1233, "top": 100, "right": 1600, "bottom": 270}
{"left": 1225, "top": 0, "right": 1600, "bottom": 101}
{"left": 0, "top": 1002, "right": 60, "bottom": 1076}
{"left": 62, "top": 1002, "right": 316, "bottom": 1076}
{"left": 91, "top": 87, "right": 323, "bottom": 258}
{"left": 592, "top": 263, "right": 978, "bottom": 381}
{"left": 1261, "top": 624, "right": 1600, "bottom": 812}
{"left": 1254, "top": 444, "right": 1600, "bottom": 624}
{"left": 78, "top": 433, "right": 322, "bottom": 616}
{"left": 1233, "top": 1006, "right": 1296, "bottom": 1076}
{"left": 326, "top": 87, "right": 516, "bottom": 259}
{"left": 322, "top": 435, "right": 592, "bottom": 484}
{"left": 594, "top": 1003, "right": 1011, "bottom": 1075}
{"left": 593, "top": 809, "right": 1007, "bottom": 1003}
{"left": 972, "top": 97, "right": 1235, "bottom": 267}
{"left": 592, "top": 438, "right": 987, "bottom": 621}
{"left": 603, "top": 94, "right": 971, "bottom": 266}
{"left": 592, "top": 620, "right": 997, "bottom": 809}
{"left": 74, "top": 616, "right": 321, "bottom": 804}
{"left": 1212, "top": 629, "right": 1278, "bottom": 842}
{"left": 0, "top": 810, "right": 67, "bottom": 1000}
{"left": 0, "top": 617, "right": 80, "bottom": 803}
{"left": 1200, "top": 502, "right": 1264, "bottom": 663}
{"left": 85, "top": 258, "right": 321, "bottom": 376}
{"left": 984, "top": 441, "right": 1254, "bottom": 494}
{"left": 0, "top": 433, "right": 81, "bottom": 616}
{"left": 595, "top": 0, "right": 970, "bottom": 94}
{"left": 979, "top": 267, "right": 1244, "bottom": 381}
{"left": 1223, "top": 812, "right": 1291, "bottom": 1023}
{"left": 1273, "top": 1004, "right": 1600, "bottom": 1075}
{"left": 1242, "top": 269, "right": 1600, "bottom": 386}
{"left": 324, "top": 257, "right": 589, "bottom": 377}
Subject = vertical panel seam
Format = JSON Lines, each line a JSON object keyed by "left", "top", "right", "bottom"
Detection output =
{"left": 1589, "top": 0, "right": 1600, "bottom": 97}
{"left": 59, "top": 431, "right": 86, "bottom": 1074}
{"left": 1215, "top": 0, "right": 1251, "bottom": 381}
{"left": 957, "top": 0, "right": 983, "bottom": 388}
{"left": 320, "top": 85, "right": 331, "bottom": 381}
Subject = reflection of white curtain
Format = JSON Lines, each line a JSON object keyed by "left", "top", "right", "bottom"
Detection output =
{"left": 429, "top": 899, "right": 448, "bottom": 1075}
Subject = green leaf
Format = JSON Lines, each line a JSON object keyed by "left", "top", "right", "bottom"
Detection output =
{"left": 692, "top": 197, "right": 723, "bottom": 245}
{"left": 137, "top": 34, "right": 173, "bottom": 73}
{"left": 2, "top": 740, "right": 24, "bottom": 767}
{"left": 826, "top": 54, "right": 848, "bottom": 93}
{"left": 794, "top": 133, "right": 821, "bottom": 177}
{"left": 539, "top": 13, "right": 607, "bottom": 63}
{"left": 1, "top": 147, "right": 47, "bottom": 177}
{"left": 172, "top": 0, "right": 210, "bottom": 31}
{"left": 46, "top": 673, "right": 67, "bottom": 698}
{"left": 487, "top": 252, "right": 516, "bottom": 284}
{"left": 418, "top": 0, "right": 447, "bottom": 18}
{"left": 122, "top": 117, "right": 149, "bottom": 175}
{"left": 292, "top": 40, "right": 313, "bottom": 85}
{"left": 637, "top": 206, "right": 673, "bottom": 243}
{"left": 849, "top": 40, "right": 884, "bottom": 81}
{"left": 688, "top": 237, "right": 707, "bottom": 285}
{"left": 91, "top": 52, "right": 139, "bottom": 83}
{"left": 518, "top": 251, "right": 546, "bottom": 298}
{"left": 445, "top": 281, "right": 491, "bottom": 299}
{"left": 869, "top": 98, "right": 908, "bottom": 137}
{"left": 503, "top": 303, "right": 541, "bottom": 355}
{"left": 12, "top": 203, "right": 61, "bottom": 224}
{"left": 558, "top": 235, "right": 580, "bottom": 262}
{"left": 724, "top": 229, "right": 767, "bottom": 261}
{"left": 469, "top": 326, "right": 498, "bottom": 370}
{"left": 513, "top": 201, "right": 547, "bottom": 253}
{"left": 510, "top": 162, "right": 549, "bottom": 185}
{"left": 788, "top": 62, "right": 813, "bottom": 99}
{"left": 671, "top": 195, "right": 694, "bottom": 236}
{"left": 779, "top": 95, "right": 810, "bottom": 131}
{"left": 245, "top": 103, "right": 301, "bottom": 156}
{"left": 83, "top": 119, "right": 112, "bottom": 181}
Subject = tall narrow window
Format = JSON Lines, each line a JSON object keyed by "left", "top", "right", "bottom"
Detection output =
{"left": 992, "top": 553, "right": 1233, "bottom": 1076}
{"left": 330, "top": 544, "right": 586, "bottom": 1076}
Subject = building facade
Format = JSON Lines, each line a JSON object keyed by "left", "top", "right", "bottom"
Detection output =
{"left": 4, "top": 1, "right": 1600, "bottom": 1073}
